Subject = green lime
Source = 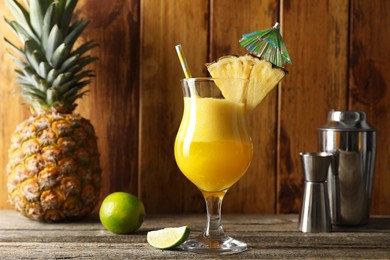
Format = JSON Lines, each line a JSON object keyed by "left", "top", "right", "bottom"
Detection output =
{"left": 147, "top": 226, "right": 190, "bottom": 249}
{"left": 99, "top": 192, "right": 145, "bottom": 234}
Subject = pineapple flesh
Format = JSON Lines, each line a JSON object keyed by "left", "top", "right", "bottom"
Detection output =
{"left": 4, "top": 0, "right": 101, "bottom": 222}
{"left": 206, "top": 54, "right": 287, "bottom": 111}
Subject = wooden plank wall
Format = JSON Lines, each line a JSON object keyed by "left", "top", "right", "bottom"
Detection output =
{"left": 0, "top": 0, "right": 389, "bottom": 215}
{"left": 349, "top": 0, "right": 390, "bottom": 214}
{"left": 278, "top": 0, "right": 349, "bottom": 213}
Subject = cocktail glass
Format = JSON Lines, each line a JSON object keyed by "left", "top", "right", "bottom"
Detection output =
{"left": 174, "top": 78, "right": 253, "bottom": 254}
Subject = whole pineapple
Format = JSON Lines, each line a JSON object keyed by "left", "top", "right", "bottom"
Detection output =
{"left": 4, "top": 0, "right": 101, "bottom": 222}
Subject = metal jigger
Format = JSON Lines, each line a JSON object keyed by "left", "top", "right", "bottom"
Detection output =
{"left": 299, "top": 152, "right": 333, "bottom": 233}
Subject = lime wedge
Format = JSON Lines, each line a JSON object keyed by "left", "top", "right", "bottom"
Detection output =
{"left": 147, "top": 226, "right": 190, "bottom": 249}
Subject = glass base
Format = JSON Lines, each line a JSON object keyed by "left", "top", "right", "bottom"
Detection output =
{"left": 179, "top": 233, "right": 247, "bottom": 255}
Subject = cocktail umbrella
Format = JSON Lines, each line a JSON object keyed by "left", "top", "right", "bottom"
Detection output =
{"left": 239, "top": 22, "right": 292, "bottom": 67}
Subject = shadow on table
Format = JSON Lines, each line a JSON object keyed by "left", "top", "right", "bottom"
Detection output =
{"left": 332, "top": 216, "right": 390, "bottom": 232}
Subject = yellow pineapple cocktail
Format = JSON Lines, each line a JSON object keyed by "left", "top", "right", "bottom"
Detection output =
{"left": 174, "top": 78, "right": 253, "bottom": 254}
{"left": 175, "top": 97, "right": 252, "bottom": 192}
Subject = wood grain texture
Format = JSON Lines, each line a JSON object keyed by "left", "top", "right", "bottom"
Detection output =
{"left": 278, "top": 0, "right": 349, "bottom": 213}
{"left": 139, "top": 0, "right": 209, "bottom": 213}
{"left": 0, "top": 0, "right": 389, "bottom": 215}
{"left": 0, "top": 210, "right": 389, "bottom": 259}
{"left": 210, "top": 0, "right": 279, "bottom": 213}
{"left": 75, "top": 0, "right": 140, "bottom": 202}
{"left": 349, "top": 0, "right": 390, "bottom": 214}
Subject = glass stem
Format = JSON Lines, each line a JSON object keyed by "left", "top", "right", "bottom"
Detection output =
{"left": 203, "top": 191, "right": 226, "bottom": 240}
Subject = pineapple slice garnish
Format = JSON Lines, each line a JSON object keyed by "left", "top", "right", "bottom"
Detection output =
{"left": 206, "top": 55, "right": 286, "bottom": 111}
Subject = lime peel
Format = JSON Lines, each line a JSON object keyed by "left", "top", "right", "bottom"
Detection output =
{"left": 99, "top": 192, "right": 145, "bottom": 234}
{"left": 147, "top": 226, "right": 190, "bottom": 249}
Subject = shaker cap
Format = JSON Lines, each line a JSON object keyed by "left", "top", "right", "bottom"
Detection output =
{"left": 318, "top": 110, "right": 375, "bottom": 131}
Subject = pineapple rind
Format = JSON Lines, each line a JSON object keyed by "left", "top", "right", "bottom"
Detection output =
{"left": 7, "top": 113, "right": 101, "bottom": 222}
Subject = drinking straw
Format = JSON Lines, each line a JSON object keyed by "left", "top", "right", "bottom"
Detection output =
{"left": 175, "top": 44, "right": 192, "bottom": 78}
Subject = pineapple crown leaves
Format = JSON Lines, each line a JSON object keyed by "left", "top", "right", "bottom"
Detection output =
{"left": 4, "top": 0, "right": 98, "bottom": 114}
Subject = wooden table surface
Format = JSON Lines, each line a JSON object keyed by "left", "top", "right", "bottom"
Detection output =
{"left": 0, "top": 210, "right": 389, "bottom": 259}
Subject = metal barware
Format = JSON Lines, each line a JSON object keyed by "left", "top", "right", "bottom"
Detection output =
{"left": 318, "top": 111, "right": 376, "bottom": 226}
{"left": 298, "top": 152, "right": 332, "bottom": 233}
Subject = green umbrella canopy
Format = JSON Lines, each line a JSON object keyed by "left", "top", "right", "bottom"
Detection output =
{"left": 239, "top": 22, "right": 292, "bottom": 68}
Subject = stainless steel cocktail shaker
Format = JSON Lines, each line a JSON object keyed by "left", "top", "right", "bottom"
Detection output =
{"left": 318, "top": 111, "right": 376, "bottom": 226}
